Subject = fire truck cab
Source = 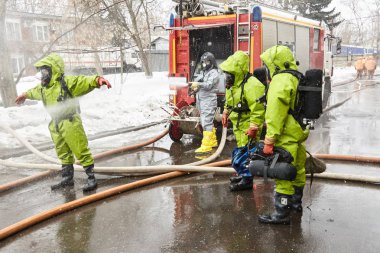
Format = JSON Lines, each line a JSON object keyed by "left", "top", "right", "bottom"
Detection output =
{"left": 165, "top": 0, "right": 336, "bottom": 142}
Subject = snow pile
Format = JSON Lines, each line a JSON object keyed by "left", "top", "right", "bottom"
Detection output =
{"left": 331, "top": 66, "right": 357, "bottom": 83}
{"left": 0, "top": 72, "right": 171, "bottom": 148}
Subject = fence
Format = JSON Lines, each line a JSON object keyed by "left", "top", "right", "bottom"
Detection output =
{"left": 147, "top": 50, "right": 169, "bottom": 72}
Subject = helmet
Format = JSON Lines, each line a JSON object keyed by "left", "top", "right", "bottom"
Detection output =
{"left": 200, "top": 52, "right": 217, "bottom": 71}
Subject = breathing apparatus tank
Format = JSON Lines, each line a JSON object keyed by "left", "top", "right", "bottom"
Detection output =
{"left": 277, "top": 68, "right": 323, "bottom": 129}
{"left": 302, "top": 69, "right": 323, "bottom": 120}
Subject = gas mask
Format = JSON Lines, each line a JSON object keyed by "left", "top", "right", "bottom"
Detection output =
{"left": 39, "top": 66, "right": 52, "bottom": 86}
{"left": 224, "top": 72, "right": 235, "bottom": 89}
{"left": 201, "top": 60, "right": 212, "bottom": 71}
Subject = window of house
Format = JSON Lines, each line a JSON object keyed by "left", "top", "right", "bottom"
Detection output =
{"left": 6, "top": 22, "right": 21, "bottom": 41}
{"left": 33, "top": 25, "right": 49, "bottom": 42}
{"left": 313, "top": 29, "right": 320, "bottom": 51}
{"left": 11, "top": 56, "right": 25, "bottom": 75}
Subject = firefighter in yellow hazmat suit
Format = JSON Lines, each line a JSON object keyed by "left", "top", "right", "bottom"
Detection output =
{"left": 15, "top": 53, "right": 111, "bottom": 192}
{"left": 219, "top": 51, "right": 266, "bottom": 191}
{"left": 258, "top": 45, "right": 309, "bottom": 224}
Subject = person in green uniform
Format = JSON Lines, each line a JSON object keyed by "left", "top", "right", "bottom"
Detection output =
{"left": 219, "top": 51, "right": 266, "bottom": 191}
{"left": 15, "top": 53, "right": 111, "bottom": 192}
{"left": 258, "top": 45, "right": 309, "bottom": 224}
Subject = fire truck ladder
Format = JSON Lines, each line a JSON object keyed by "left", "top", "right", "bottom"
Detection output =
{"left": 236, "top": 6, "right": 251, "bottom": 54}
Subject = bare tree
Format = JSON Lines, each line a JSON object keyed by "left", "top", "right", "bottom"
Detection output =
{"left": 99, "top": 0, "right": 159, "bottom": 77}
{"left": 0, "top": 0, "right": 18, "bottom": 107}
{"left": 374, "top": 0, "right": 380, "bottom": 59}
{"left": 343, "top": 0, "right": 365, "bottom": 45}
{"left": 10, "top": 0, "right": 116, "bottom": 85}
{"left": 336, "top": 22, "right": 354, "bottom": 44}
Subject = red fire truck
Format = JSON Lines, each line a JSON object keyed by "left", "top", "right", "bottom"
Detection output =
{"left": 164, "top": 0, "right": 339, "bottom": 142}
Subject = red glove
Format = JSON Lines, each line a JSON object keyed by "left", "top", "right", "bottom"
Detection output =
{"left": 246, "top": 126, "right": 258, "bottom": 139}
{"left": 97, "top": 77, "right": 112, "bottom": 89}
{"left": 263, "top": 143, "right": 274, "bottom": 155}
{"left": 263, "top": 138, "right": 274, "bottom": 155}
{"left": 222, "top": 110, "right": 228, "bottom": 128}
{"left": 15, "top": 93, "right": 27, "bottom": 105}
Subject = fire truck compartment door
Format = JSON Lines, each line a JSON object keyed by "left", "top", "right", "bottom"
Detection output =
{"left": 295, "top": 26, "right": 310, "bottom": 73}
{"left": 262, "top": 19, "right": 277, "bottom": 51}
{"left": 277, "top": 22, "right": 295, "bottom": 47}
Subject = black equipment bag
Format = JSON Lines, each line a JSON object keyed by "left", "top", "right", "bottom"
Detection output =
{"left": 247, "top": 143, "right": 297, "bottom": 181}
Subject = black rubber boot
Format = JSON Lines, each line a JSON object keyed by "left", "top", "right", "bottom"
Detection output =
{"left": 258, "top": 192, "right": 291, "bottom": 225}
{"left": 291, "top": 186, "right": 304, "bottom": 212}
{"left": 51, "top": 164, "right": 74, "bottom": 190}
{"left": 229, "top": 177, "right": 253, "bottom": 191}
{"left": 82, "top": 164, "right": 97, "bottom": 192}
{"left": 229, "top": 175, "right": 242, "bottom": 183}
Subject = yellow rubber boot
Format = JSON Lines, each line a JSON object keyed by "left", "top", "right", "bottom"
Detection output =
{"left": 210, "top": 128, "right": 218, "bottom": 148}
{"left": 195, "top": 131, "right": 213, "bottom": 153}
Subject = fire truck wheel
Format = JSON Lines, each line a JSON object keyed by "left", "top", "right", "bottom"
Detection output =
{"left": 169, "top": 123, "right": 183, "bottom": 142}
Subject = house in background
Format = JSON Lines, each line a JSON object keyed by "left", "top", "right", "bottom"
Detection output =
{"left": 5, "top": 9, "right": 170, "bottom": 77}
{"left": 5, "top": 11, "right": 63, "bottom": 77}
{"left": 147, "top": 36, "right": 169, "bottom": 72}
{"left": 150, "top": 36, "right": 169, "bottom": 50}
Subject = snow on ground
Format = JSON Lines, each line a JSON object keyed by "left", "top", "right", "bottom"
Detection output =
{"left": 0, "top": 67, "right": 360, "bottom": 149}
{"left": 0, "top": 72, "right": 171, "bottom": 149}
{"left": 331, "top": 66, "right": 357, "bottom": 83}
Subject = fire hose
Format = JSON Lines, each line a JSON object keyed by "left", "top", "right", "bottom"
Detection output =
{"left": 0, "top": 159, "right": 230, "bottom": 241}
{"left": 325, "top": 80, "right": 380, "bottom": 113}
{"left": 0, "top": 127, "right": 169, "bottom": 193}
{"left": 0, "top": 129, "right": 228, "bottom": 241}
{"left": 1, "top": 152, "right": 380, "bottom": 241}
{"left": 1, "top": 127, "right": 380, "bottom": 241}
{"left": 3, "top": 158, "right": 379, "bottom": 183}
{"left": 0, "top": 123, "right": 59, "bottom": 164}
{"left": 0, "top": 127, "right": 228, "bottom": 174}
{"left": 0, "top": 125, "right": 228, "bottom": 192}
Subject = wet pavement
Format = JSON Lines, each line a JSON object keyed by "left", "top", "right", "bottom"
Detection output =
{"left": 1, "top": 76, "right": 380, "bottom": 252}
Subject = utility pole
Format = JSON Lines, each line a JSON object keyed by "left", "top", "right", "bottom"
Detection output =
{"left": 377, "top": 11, "right": 380, "bottom": 63}
{"left": 0, "top": 0, "right": 18, "bottom": 107}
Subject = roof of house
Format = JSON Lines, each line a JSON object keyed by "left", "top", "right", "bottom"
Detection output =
{"left": 151, "top": 36, "right": 169, "bottom": 44}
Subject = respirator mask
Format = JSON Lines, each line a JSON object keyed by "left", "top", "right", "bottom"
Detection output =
{"left": 224, "top": 72, "right": 235, "bottom": 89}
{"left": 202, "top": 60, "right": 212, "bottom": 70}
{"left": 39, "top": 66, "right": 52, "bottom": 86}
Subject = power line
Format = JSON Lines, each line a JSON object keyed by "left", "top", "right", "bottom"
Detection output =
{"left": 340, "top": 14, "right": 379, "bottom": 23}
{"left": 53, "top": 45, "right": 137, "bottom": 54}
